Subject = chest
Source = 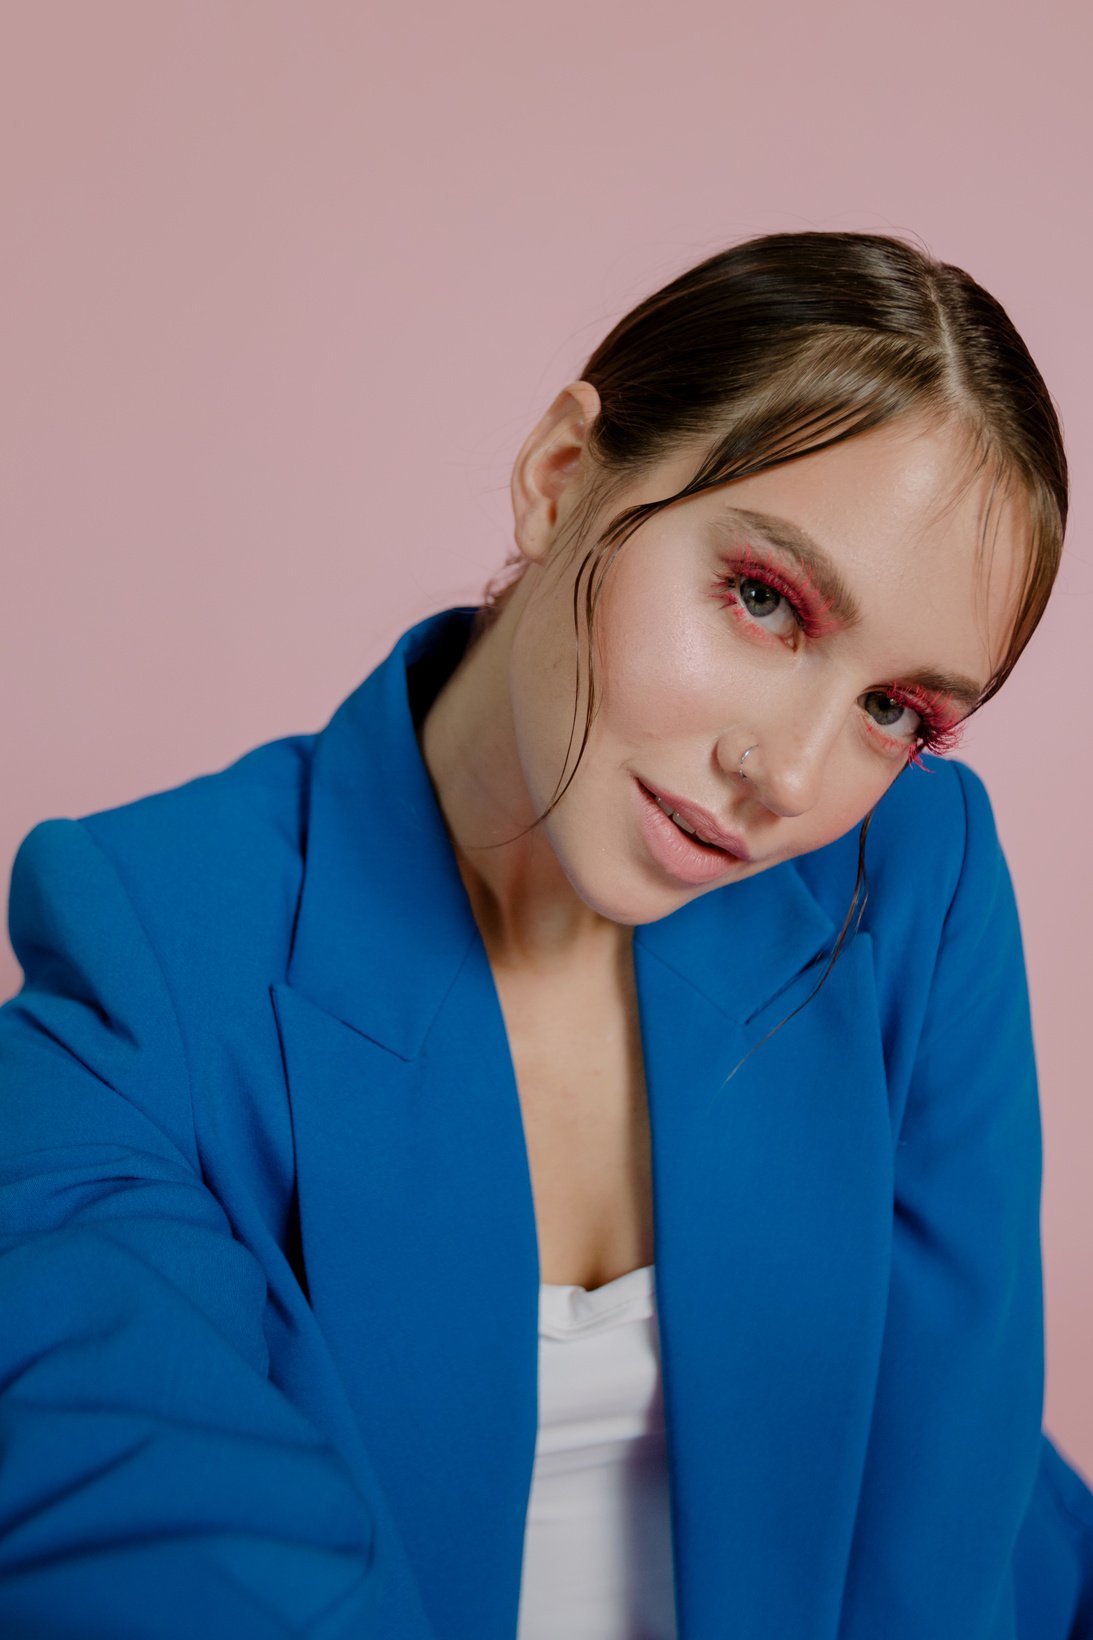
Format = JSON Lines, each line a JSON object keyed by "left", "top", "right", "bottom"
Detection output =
{"left": 490, "top": 945, "right": 655, "bottom": 1293}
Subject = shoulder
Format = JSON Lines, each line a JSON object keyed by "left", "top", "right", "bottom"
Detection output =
{"left": 76, "top": 728, "right": 313, "bottom": 851}
{"left": 872, "top": 751, "right": 998, "bottom": 848}
{"left": 8, "top": 728, "right": 317, "bottom": 1001}
{"left": 793, "top": 753, "right": 1011, "bottom": 971}
{"left": 788, "top": 757, "right": 1028, "bottom": 1109}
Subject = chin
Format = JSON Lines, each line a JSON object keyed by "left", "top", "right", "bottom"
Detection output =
{"left": 556, "top": 850, "right": 702, "bottom": 930}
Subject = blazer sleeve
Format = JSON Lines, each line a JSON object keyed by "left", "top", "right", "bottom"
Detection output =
{"left": 839, "top": 764, "right": 1046, "bottom": 1640}
{"left": 0, "top": 818, "right": 378, "bottom": 1639}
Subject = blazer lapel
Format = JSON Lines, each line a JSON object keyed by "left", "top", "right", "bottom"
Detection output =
{"left": 271, "top": 606, "right": 896, "bottom": 1640}
{"left": 270, "top": 960, "right": 539, "bottom": 1640}
{"left": 635, "top": 886, "right": 894, "bottom": 1637}
{"left": 271, "top": 607, "right": 541, "bottom": 1640}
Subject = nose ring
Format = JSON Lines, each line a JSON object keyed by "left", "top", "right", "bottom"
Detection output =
{"left": 739, "top": 744, "right": 758, "bottom": 780}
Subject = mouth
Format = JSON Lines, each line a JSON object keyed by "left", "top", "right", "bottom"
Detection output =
{"left": 649, "top": 793, "right": 727, "bottom": 851}
{"left": 637, "top": 778, "right": 751, "bottom": 861}
{"left": 634, "top": 777, "right": 750, "bottom": 886}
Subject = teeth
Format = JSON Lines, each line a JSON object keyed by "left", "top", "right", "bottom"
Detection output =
{"left": 654, "top": 793, "right": 712, "bottom": 844}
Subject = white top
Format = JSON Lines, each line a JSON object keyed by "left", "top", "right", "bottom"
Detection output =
{"left": 515, "top": 1263, "right": 679, "bottom": 1639}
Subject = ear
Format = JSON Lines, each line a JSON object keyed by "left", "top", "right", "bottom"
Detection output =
{"left": 510, "top": 380, "right": 603, "bottom": 565}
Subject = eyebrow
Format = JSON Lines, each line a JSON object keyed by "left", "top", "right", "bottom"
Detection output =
{"left": 714, "top": 505, "right": 987, "bottom": 709}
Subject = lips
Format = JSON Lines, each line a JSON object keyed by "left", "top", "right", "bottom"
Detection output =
{"left": 652, "top": 795, "right": 725, "bottom": 850}
{"left": 638, "top": 779, "right": 751, "bottom": 861}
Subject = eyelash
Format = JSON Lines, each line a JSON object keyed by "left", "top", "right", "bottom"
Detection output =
{"left": 713, "top": 550, "right": 967, "bottom": 767}
{"left": 718, "top": 546, "right": 834, "bottom": 641}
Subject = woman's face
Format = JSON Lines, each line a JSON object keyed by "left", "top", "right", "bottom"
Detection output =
{"left": 506, "top": 409, "right": 1027, "bottom": 927}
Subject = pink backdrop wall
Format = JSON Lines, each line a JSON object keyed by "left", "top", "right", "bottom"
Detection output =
{"left": 2, "top": 2, "right": 1090, "bottom": 1476}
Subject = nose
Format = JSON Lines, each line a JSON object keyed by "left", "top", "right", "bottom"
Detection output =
{"left": 715, "top": 709, "right": 838, "bottom": 820}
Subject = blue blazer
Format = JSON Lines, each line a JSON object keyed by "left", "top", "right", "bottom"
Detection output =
{"left": 1, "top": 604, "right": 1091, "bottom": 1640}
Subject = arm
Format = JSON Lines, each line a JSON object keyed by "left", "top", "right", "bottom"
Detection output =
{"left": 0, "top": 819, "right": 386, "bottom": 1639}
{"left": 839, "top": 764, "right": 1045, "bottom": 1639}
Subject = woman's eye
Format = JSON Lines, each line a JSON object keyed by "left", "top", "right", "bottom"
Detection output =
{"left": 861, "top": 689, "right": 920, "bottom": 740}
{"left": 737, "top": 577, "right": 799, "bottom": 637}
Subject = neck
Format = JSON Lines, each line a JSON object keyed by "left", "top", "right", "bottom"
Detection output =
{"left": 417, "top": 594, "right": 627, "bottom": 973}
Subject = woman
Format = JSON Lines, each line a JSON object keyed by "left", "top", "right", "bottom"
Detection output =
{"left": 1, "top": 231, "right": 1090, "bottom": 1638}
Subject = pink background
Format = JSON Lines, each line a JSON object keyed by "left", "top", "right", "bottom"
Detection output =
{"left": 2, "top": 4, "right": 1090, "bottom": 1476}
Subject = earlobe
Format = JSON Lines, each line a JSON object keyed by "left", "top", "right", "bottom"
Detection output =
{"left": 510, "top": 381, "right": 602, "bottom": 565}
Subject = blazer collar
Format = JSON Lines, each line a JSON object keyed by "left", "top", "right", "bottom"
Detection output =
{"left": 285, "top": 604, "right": 838, "bottom": 1051}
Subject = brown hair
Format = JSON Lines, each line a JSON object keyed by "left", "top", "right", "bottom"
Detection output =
{"left": 466, "top": 230, "right": 1068, "bottom": 1065}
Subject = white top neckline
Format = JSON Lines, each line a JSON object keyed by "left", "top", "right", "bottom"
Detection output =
{"left": 540, "top": 1262, "right": 655, "bottom": 1294}
{"left": 538, "top": 1263, "right": 656, "bottom": 1342}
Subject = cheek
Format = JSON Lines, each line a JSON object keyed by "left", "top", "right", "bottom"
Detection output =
{"left": 597, "top": 603, "right": 741, "bottom": 741}
{"left": 607, "top": 657, "right": 701, "bottom": 738}
{"left": 805, "top": 758, "right": 903, "bottom": 853}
